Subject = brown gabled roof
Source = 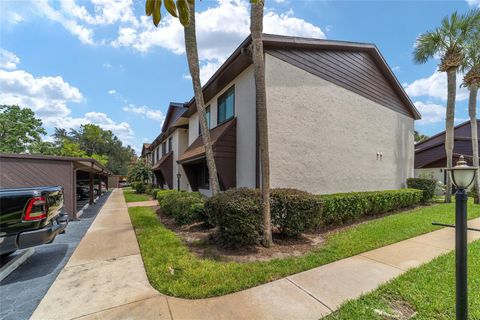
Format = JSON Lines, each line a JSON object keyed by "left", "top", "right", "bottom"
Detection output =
{"left": 414, "top": 119, "right": 480, "bottom": 168}
{"left": 183, "top": 34, "right": 420, "bottom": 120}
{"left": 149, "top": 103, "right": 188, "bottom": 151}
{"left": 177, "top": 118, "right": 236, "bottom": 163}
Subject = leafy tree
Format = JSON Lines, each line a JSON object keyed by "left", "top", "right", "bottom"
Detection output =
{"left": 145, "top": 0, "right": 221, "bottom": 194}
{"left": 461, "top": 20, "right": 480, "bottom": 203}
{"left": 128, "top": 158, "right": 151, "bottom": 183}
{"left": 414, "top": 130, "right": 429, "bottom": 143}
{"left": 413, "top": 9, "right": 479, "bottom": 203}
{"left": 30, "top": 140, "right": 59, "bottom": 155}
{"left": 0, "top": 105, "right": 46, "bottom": 153}
{"left": 250, "top": 0, "right": 272, "bottom": 247}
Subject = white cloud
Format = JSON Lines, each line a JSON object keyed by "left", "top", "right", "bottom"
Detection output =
{"left": 466, "top": 0, "right": 480, "bottom": 7}
{"left": 0, "top": 49, "right": 20, "bottom": 70}
{"left": 391, "top": 65, "right": 401, "bottom": 72}
{"left": 6, "top": 11, "right": 24, "bottom": 25}
{"left": 108, "top": 89, "right": 116, "bottom": 94}
{"left": 0, "top": 69, "right": 83, "bottom": 119}
{"left": 0, "top": 61, "right": 134, "bottom": 143}
{"left": 103, "top": 63, "right": 112, "bottom": 68}
{"left": 414, "top": 101, "right": 469, "bottom": 126}
{"left": 35, "top": 0, "right": 95, "bottom": 45}
{"left": 414, "top": 101, "right": 446, "bottom": 125}
{"left": 123, "top": 104, "right": 165, "bottom": 122}
{"left": 59, "top": 0, "right": 138, "bottom": 26}
{"left": 110, "top": 0, "right": 325, "bottom": 83}
{"left": 404, "top": 70, "right": 469, "bottom": 102}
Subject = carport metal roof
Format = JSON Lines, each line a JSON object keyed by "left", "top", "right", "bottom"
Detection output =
{"left": 0, "top": 153, "right": 111, "bottom": 174}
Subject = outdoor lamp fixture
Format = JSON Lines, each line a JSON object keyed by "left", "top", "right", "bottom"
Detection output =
{"left": 176, "top": 172, "right": 181, "bottom": 191}
{"left": 446, "top": 155, "right": 477, "bottom": 320}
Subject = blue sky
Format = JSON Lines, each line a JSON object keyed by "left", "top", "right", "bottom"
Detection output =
{"left": 1, "top": 0, "right": 479, "bottom": 154}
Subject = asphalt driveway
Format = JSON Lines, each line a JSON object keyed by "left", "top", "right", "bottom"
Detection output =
{"left": 0, "top": 192, "right": 110, "bottom": 320}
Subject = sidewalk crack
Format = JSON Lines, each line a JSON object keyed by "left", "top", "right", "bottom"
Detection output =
{"left": 285, "top": 277, "right": 333, "bottom": 312}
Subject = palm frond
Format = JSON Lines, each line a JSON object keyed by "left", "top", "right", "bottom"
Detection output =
{"left": 413, "top": 30, "right": 443, "bottom": 64}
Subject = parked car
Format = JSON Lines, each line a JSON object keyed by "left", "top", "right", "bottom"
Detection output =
{"left": 76, "top": 185, "right": 90, "bottom": 200}
{"left": 77, "top": 180, "right": 106, "bottom": 196}
{"left": 0, "top": 186, "right": 69, "bottom": 259}
{"left": 119, "top": 181, "right": 129, "bottom": 188}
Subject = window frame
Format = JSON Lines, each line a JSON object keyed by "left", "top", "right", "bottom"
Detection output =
{"left": 168, "top": 136, "right": 173, "bottom": 153}
{"left": 162, "top": 142, "right": 166, "bottom": 156}
{"left": 198, "top": 105, "right": 211, "bottom": 135}
{"left": 217, "top": 85, "right": 235, "bottom": 125}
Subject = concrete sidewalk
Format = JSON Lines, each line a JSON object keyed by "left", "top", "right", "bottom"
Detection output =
{"left": 127, "top": 200, "right": 158, "bottom": 207}
{"left": 32, "top": 189, "right": 480, "bottom": 320}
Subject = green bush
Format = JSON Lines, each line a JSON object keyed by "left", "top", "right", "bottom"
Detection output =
{"left": 157, "top": 189, "right": 179, "bottom": 205}
{"left": 160, "top": 191, "right": 205, "bottom": 225}
{"left": 407, "top": 178, "right": 437, "bottom": 202}
{"left": 132, "top": 182, "right": 147, "bottom": 194}
{"left": 270, "top": 189, "right": 323, "bottom": 237}
{"left": 205, "top": 188, "right": 263, "bottom": 247}
{"left": 319, "top": 189, "right": 423, "bottom": 226}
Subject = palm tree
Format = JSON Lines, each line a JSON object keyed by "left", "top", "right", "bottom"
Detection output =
{"left": 413, "top": 10, "right": 479, "bottom": 203}
{"left": 414, "top": 130, "right": 429, "bottom": 143}
{"left": 250, "top": 0, "right": 272, "bottom": 247}
{"left": 145, "top": 0, "right": 221, "bottom": 194}
{"left": 461, "top": 23, "right": 480, "bottom": 203}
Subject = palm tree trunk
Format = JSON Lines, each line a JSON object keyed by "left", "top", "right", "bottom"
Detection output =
{"left": 468, "top": 84, "right": 479, "bottom": 203}
{"left": 445, "top": 68, "right": 457, "bottom": 203}
{"left": 183, "top": 0, "right": 220, "bottom": 195}
{"left": 251, "top": 0, "right": 272, "bottom": 247}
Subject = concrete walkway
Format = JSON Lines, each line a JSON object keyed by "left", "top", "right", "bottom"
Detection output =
{"left": 126, "top": 200, "right": 158, "bottom": 207}
{"left": 32, "top": 189, "right": 480, "bottom": 320}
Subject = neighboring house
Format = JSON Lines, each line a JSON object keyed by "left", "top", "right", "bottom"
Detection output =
{"left": 415, "top": 119, "right": 480, "bottom": 184}
{"left": 146, "top": 34, "right": 421, "bottom": 196}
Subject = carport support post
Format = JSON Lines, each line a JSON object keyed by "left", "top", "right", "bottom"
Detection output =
{"left": 105, "top": 175, "right": 109, "bottom": 190}
{"left": 89, "top": 172, "right": 94, "bottom": 205}
{"left": 97, "top": 174, "right": 101, "bottom": 197}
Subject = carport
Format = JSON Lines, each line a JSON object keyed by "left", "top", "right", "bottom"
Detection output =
{"left": 0, "top": 153, "right": 110, "bottom": 220}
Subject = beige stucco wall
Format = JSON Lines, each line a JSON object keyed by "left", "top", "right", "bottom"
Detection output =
{"left": 172, "top": 129, "right": 189, "bottom": 190}
{"left": 265, "top": 53, "right": 415, "bottom": 195}
{"left": 187, "top": 65, "right": 257, "bottom": 191}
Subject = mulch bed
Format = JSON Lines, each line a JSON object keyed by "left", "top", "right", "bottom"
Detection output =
{"left": 155, "top": 203, "right": 432, "bottom": 263}
{"left": 156, "top": 207, "right": 326, "bottom": 262}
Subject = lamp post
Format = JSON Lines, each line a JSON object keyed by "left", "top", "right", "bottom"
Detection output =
{"left": 447, "top": 155, "right": 477, "bottom": 320}
{"left": 177, "top": 172, "right": 181, "bottom": 191}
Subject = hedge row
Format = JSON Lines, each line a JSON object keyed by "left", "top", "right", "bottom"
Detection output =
{"left": 158, "top": 190, "right": 205, "bottom": 225}
{"left": 318, "top": 189, "right": 423, "bottom": 226}
{"left": 205, "top": 188, "right": 423, "bottom": 247}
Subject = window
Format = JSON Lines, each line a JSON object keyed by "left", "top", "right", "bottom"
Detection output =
{"left": 217, "top": 86, "right": 234, "bottom": 124}
{"left": 168, "top": 137, "right": 173, "bottom": 152}
{"left": 162, "top": 142, "right": 167, "bottom": 156}
{"left": 198, "top": 106, "right": 210, "bottom": 135}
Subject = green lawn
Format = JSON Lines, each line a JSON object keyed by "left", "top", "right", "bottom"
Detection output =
{"left": 123, "top": 188, "right": 152, "bottom": 202}
{"left": 325, "top": 240, "right": 480, "bottom": 319}
{"left": 128, "top": 201, "right": 480, "bottom": 299}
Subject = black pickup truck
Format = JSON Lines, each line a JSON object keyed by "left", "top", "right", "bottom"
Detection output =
{"left": 0, "top": 186, "right": 69, "bottom": 258}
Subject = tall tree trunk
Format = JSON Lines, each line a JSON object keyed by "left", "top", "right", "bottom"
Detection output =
{"left": 183, "top": 0, "right": 220, "bottom": 195}
{"left": 468, "top": 84, "right": 479, "bottom": 203}
{"left": 444, "top": 68, "right": 457, "bottom": 203}
{"left": 251, "top": 0, "right": 272, "bottom": 247}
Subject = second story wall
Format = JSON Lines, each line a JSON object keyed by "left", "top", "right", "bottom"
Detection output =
{"left": 187, "top": 65, "right": 257, "bottom": 189}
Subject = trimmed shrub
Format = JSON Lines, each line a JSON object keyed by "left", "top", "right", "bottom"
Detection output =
{"left": 319, "top": 189, "right": 423, "bottom": 226}
{"left": 132, "top": 182, "right": 147, "bottom": 194}
{"left": 160, "top": 191, "right": 205, "bottom": 225}
{"left": 157, "top": 190, "right": 179, "bottom": 206}
{"left": 205, "top": 188, "right": 263, "bottom": 247}
{"left": 270, "top": 189, "right": 323, "bottom": 237}
{"left": 407, "top": 178, "right": 437, "bottom": 203}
